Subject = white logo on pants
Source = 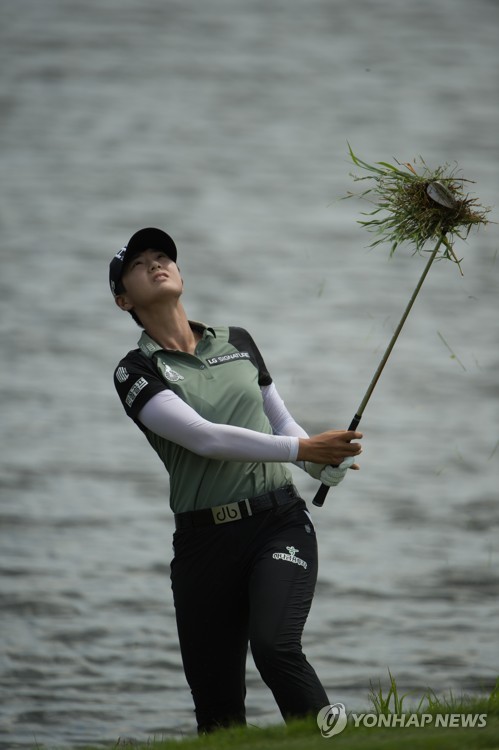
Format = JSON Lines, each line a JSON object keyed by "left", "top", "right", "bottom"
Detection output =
{"left": 272, "top": 546, "right": 307, "bottom": 570}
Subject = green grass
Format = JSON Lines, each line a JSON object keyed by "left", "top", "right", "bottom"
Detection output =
{"left": 102, "top": 713, "right": 499, "bottom": 750}
{"left": 344, "top": 144, "right": 490, "bottom": 265}
{"left": 75, "top": 676, "right": 499, "bottom": 750}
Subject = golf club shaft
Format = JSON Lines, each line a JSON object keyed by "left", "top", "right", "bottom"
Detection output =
{"left": 312, "top": 234, "right": 446, "bottom": 508}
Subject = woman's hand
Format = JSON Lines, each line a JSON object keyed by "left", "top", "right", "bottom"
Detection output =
{"left": 297, "top": 430, "right": 363, "bottom": 466}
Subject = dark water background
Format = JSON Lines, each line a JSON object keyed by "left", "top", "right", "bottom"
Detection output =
{"left": 1, "top": 0, "right": 498, "bottom": 747}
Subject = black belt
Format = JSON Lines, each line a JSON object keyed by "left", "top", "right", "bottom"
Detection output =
{"left": 174, "top": 485, "right": 300, "bottom": 529}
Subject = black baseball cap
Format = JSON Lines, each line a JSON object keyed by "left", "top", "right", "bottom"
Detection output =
{"left": 109, "top": 227, "right": 178, "bottom": 297}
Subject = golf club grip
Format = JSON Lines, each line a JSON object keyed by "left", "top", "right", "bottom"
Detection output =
{"left": 312, "top": 414, "right": 362, "bottom": 507}
{"left": 311, "top": 481, "right": 330, "bottom": 508}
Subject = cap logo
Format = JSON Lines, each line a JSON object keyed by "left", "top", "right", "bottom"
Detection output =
{"left": 114, "top": 245, "right": 127, "bottom": 261}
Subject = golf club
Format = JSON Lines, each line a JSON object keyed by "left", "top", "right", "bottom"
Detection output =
{"left": 312, "top": 182, "right": 453, "bottom": 508}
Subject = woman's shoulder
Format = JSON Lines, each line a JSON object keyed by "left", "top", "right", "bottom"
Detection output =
{"left": 114, "top": 347, "right": 157, "bottom": 377}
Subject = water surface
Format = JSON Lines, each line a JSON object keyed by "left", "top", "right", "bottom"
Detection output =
{"left": 1, "top": 0, "right": 498, "bottom": 747}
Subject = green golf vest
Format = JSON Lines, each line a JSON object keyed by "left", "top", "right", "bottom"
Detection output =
{"left": 114, "top": 324, "right": 293, "bottom": 513}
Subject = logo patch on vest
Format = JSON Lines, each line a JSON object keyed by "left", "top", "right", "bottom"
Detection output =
{"left": 206, "top": 352, "right": 250, "bottom": 366}
{"left": 160, "top": 362, "right": 184, "bottom": 382}
{"left": 116, "top": 366, "right": 129, "bottom": 383}
{"left": 126, "top": 377, "right": 148, "bottom": 407}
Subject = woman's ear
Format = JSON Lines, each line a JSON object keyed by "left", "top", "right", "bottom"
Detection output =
{"left": 115, "top": 294, "right": 133, "bottom": 312}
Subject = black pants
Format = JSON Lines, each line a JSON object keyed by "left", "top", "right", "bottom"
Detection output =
{"left": 170, "top": 499, "right": 329, "bottom": 733}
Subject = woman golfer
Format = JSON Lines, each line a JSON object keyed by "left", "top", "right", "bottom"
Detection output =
{"left": 110, "top": 228, "right": 362, "bottom": 733}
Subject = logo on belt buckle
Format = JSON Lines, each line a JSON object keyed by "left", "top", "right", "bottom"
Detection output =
{"left": 211, "top": 502, "right": 242, "bottom": 524}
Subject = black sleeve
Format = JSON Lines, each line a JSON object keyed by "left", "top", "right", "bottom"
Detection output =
{"left": 228, "top": 327, "right": 273, "bottom": 387}
{"left": 113, "top": 350, "right": 169, "bottom": 422}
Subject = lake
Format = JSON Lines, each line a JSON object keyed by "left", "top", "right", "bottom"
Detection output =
{"left": 1, "top": 0, "right": 498, "bottom": 746}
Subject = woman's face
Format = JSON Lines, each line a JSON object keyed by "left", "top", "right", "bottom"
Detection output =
{"left": 117, "top": 249, "right": 183, "bottom": 312}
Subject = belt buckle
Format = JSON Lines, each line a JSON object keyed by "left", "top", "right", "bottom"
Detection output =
{"left": 211, "top": 501, "right": 243, "bottom": 525}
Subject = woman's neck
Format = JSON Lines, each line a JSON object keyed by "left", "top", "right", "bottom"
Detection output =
{"left": 140, "top": 303, "right": 200, "bottom": 354}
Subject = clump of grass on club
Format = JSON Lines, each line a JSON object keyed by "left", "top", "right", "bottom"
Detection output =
{"left": 346, "top": 143, "right": 491, "bottom": 274}
{"left": 312, "top": 146, "right": 491, "bottom": 507}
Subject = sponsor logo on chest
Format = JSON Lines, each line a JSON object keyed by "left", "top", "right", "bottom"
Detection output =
{"left": 206, "top": 351, "right": 250, "bottom": 366}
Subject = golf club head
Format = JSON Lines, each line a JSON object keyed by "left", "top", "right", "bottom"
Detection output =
{"left": 426, "top": 181, "right": 457, "bottom": 209}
